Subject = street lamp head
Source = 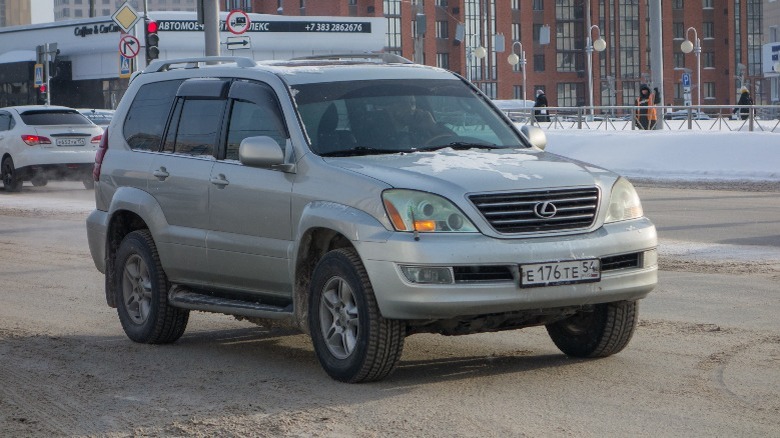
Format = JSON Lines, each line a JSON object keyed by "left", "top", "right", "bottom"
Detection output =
{"left": 681, "top": 39, "right": 694, "bottom": 54}
{"left": 474, "top": 46, "right": 487, "bottom": 59}
{"left": 507, "top": 53, "right": 519, "bottom": 66}
{"left": 593, "top": 37, "right": 607, "bottom": 52}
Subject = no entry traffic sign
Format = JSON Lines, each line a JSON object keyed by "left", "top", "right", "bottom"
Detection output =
{"left": 119, "top": 34, "right": 141, "bottom": 59}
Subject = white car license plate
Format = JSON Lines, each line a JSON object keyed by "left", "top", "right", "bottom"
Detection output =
{"left": 56, "top": 138, "right": 86, "bottom": 146}
{"left": 520, "top": 259, "right": 601, "bottom": 288}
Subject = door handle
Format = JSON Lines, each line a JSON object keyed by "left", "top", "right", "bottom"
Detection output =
{"left": 152, "top": 167, "right": 169, "bottom": 180}
{"left": 209, "top": 174, "right": 229, "bottom": 188}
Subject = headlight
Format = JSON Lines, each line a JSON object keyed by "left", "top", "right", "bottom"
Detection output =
{"left": 605, "top": 178, "right": 644, "bottom": 223}
{"left": 382, "top": 189, "right": 478, "bottom": 233}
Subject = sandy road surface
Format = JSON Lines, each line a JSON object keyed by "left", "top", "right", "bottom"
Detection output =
{"left": 1, "top": 182, "right": 779, "bottom": 437}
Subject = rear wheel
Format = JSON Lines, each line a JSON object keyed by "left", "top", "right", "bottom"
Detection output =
{"left": 308, "top": 248, "right": 405, "bottom": 383}
{"left": 546, "top": 301, "right": 638, "bottom": 358}
{"left": 2, "top": 156, "right": 22, "bottom": 192}
{"left": 82, "top": 177, "right": 95, "bottom": 189}
{"left": 115, "top": 230, "right": 189, "bottom": 344}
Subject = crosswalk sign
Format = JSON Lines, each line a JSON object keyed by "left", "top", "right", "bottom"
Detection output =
{"left": 34, "top": 63, "right": 44, "bottom": 88}
{"left": 119, "top": 54, "right": 132, "bottom": 79}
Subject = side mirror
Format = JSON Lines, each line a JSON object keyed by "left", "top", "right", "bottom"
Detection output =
{"left": 521, "top": 125, "right": 547, "bottom": 150}
{"left": 239, "top": 136, "right": 285, "bottom": 168}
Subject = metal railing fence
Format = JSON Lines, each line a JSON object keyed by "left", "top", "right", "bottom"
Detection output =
{"left": 502, "top": 105, "right": 780, "bottom": 133}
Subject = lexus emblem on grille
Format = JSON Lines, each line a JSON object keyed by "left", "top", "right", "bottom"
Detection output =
{"left": 533, "top": 201, "right": 558, "bottom": 218}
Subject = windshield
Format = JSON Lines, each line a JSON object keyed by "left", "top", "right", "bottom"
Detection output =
{"left": 291, "top": 79, "right": 528, "bottom": 156}
{"left": 20, "top": 110, "right": 93, "bottom": 126}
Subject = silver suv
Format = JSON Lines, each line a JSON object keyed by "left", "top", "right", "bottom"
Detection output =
{"left": 86, "top": 56, "right": 657, "bottom": 383}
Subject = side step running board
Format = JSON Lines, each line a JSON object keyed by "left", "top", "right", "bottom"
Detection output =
{"left": 169, "top": 287, "right": 293, "bottom": 320}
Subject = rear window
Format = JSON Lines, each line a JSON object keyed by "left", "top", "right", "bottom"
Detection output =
{"left": 124, "top": 80, "right": 184, "bottom": 151}
{"left": 20, "top": 110, "right": 92, "bottom": 126}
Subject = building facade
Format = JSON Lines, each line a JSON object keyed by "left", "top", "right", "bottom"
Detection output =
{"left": 53, "top": 0, "right": 196, "bottom": 21}
{"left": 1, "top": 0, "right": 32, "bottom": 27}
{"left": 244, "top": 0, "right": 770, "bottom": 107}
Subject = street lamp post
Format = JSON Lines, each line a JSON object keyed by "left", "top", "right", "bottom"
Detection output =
{"left": 507, "top": 41, "right": 527, "bottom": 103}
{"left": 681, "top": 27, "right": 701, "bottom": 107}
{"left": 586, "top": 25, "right": 607, "bottom": 116}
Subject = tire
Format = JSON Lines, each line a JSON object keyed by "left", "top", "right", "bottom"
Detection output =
{"left": 308, "top": 248, "right": 405, "bottom": 383}
{"left": 546, "top": 301, "right": 638, "bottom": 358}
{"left": 82, "top": 177, "right": 95, "bottom": 190}
{"left": 114, "top": 229, "right": 189, "bottom": 344}
{"left": 2, "top": 156, "right": 22, "bottom": 192}
{"left": 31, "top": 176, "right": 48, "bottom": 187}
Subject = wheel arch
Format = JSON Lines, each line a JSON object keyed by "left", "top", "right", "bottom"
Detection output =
{"left": 291, "top": 201, "right": 392, "bottom": 334}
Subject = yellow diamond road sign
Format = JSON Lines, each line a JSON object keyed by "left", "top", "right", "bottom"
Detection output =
{"left": 111, "top": 2, "right": 141, "bottom": 33}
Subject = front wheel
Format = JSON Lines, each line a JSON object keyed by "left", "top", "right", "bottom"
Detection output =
{"left": 114, "top": 230, "right": 189, "bottom": 344}
{"left": 2, "top": 156, "right": 22, "bottom": 192}
{"left": 546, "top": 301, "right": 638, "bottom": 358}
{"left": 308, "top": 248, "right": 405, "bottom": 383}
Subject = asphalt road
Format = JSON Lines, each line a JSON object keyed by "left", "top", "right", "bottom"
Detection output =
{"left": 0, "top": 182, "right": 778, "bottom": 437}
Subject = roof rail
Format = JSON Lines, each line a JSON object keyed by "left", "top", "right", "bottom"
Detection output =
{"left": 144, "top": 56, "right": 256, "bottom": 73}
{"left": 290, "top": 53, "right": 414, "bottom": 64}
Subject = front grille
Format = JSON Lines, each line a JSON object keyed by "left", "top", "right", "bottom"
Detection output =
{"left": 453, "top": 265, "right": 514, "bottom": 283}
{"left": 601, "top": 253, "right": 640, "bottom": 271}
{"left": 469, "top": 187, "right": 600, "bottom": 234}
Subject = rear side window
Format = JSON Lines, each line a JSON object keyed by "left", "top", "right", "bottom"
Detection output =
{"left": 164, "top": 99, "right": 225, "bottom": 157}
{"left": 20, "top": 110, "right": 92, "bottom": 126}
{"left": 0, "top": 111, "right": 13, "bottom": 131}
{"left": 123, "top": 80, "right": 183, "bottom": 151}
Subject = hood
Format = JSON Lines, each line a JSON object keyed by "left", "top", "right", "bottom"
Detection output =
{"left": 324, "top": 148, "right": 616, "bottom": 194}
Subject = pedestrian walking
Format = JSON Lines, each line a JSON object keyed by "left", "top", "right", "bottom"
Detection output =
{"left": 634, "top": 84, "right": 657, "bottom": 130}
{"left": 533, "top": 89, "right": 550, "bottom": 123}
{"left": 733, "top": 87, "right": 753, "bottom": 120}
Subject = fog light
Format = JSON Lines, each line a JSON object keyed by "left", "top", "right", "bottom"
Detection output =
{"left": 643, "top": 249, "right": 658, "bottom": 268}
{"left": 400, "top": 266, "right": 454, "bottom": 284}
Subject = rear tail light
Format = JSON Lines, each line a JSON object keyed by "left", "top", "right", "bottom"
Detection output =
{"left": 90, "top": 134, "right": 102, "bottom": 144}
{"left": 93, "top": 127, "right": 108, "bottom": 182}
{"left": 21, "top": 135, "right": 52, "bottom": 146}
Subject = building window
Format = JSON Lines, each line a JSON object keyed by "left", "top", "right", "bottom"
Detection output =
{"left": 534, "top": 54, "right": 545, "bottom": 72}
{"left": 703, "top": 51, "right": 714, "bottom": 68}
{"left": 557, "top": 82, "right": 582, "bottom": 108}
{"left": 533, "top": 0, "right": 543, "bottom": 11}
{"left": 384, "top": 0, "right": 402, "bottom": 54}
{"left": 435, "top": 21, "right": 448, "bottom": 39}
{"left": 674, "top": 52, "right": 685, "bottom": 68}
{"left": 75, "top": 9, "right": 83, "bottom": 16}
{"left": 513, "top": 85, "right": 524, "bottom": 99}
{"left": 702, "top": 0, "right": 714, "bottom": 9}
{"left": 704, "top": 82, "right": 715, "bottom": 100}
{"left": 673, "top": 22, "right": 684, "bottom": 39}
{"left": 533, "top": 24, "right": 543, "bottom": 43}
{"left": 703, "top": 22, "right": 714, "bottom": 39}
{"left": 436, "top": 0, "right": 448, "bottom": 6}
{"left": 436, "top": 53, "right": 449, "bottom": 69}
{"left": 511, "top": 23, "right": 520, "bottom": 41}
{"left": 511, "top": 0, "right": 520, "bottom": 10}
{"left": 672, "top": 0, "right": 683, "bottom": 9}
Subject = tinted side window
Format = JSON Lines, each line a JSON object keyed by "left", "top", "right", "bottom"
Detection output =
{"left": 171, "top": 99, "right": 225, "bottom": 157}
{"left": 123, "top": 80, "right": 183, "bottom": 151}
{"left": 224, "top": 81, "right": 288, "bottom": 161}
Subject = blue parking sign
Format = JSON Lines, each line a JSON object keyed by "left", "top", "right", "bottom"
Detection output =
{"left": 682, "top": 73, "right": 691, "bottom": 87}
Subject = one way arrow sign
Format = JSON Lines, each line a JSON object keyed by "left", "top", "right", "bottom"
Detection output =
{"left": 226, "top": 36, "right": 251, "bottom": 51}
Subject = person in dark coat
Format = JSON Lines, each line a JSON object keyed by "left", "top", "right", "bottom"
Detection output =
{"left": 733, "top": 87, "right": 753, "bottom": 120}
{"left": 533, "top": 89, "right": 550, "bottom": 123}
{"left": 633, "top": 84, "right": 657, "bottom": 130}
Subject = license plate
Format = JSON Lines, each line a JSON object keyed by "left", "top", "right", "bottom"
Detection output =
{"left": 519, "top": 259, "right": 601, "bottom": 288}
{"left": 56, "top": 138, "right": 86, "bottom": 146}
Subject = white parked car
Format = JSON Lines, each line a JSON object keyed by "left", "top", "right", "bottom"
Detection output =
{"left": 78, "top": 108, "right": 115, "bottom": 128}
{"left": 0, "top": 105, "right": 104, "bottom": 191}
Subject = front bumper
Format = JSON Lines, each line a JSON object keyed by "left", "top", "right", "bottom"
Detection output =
{"left": 357, "top": 217, "right": 658, "bottom": 320}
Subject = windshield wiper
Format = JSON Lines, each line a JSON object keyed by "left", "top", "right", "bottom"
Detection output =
{"left": 319, "top": 146, "right": 409, "bottom": 157}
{"left": 414, "top": 142, "right": 501, "bottom": 152}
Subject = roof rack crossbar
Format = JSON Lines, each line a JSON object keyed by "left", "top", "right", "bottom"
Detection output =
{"left": 145, "top": 56, "right": 256, "bottom": 73}
{"left": 290, "top": 53, "right": 413, "bottom": 64}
